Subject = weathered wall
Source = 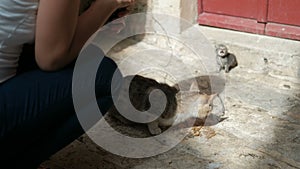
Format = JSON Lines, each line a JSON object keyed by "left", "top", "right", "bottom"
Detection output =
{"left": 141, "top": 0, "right": 198, "bottom": 32}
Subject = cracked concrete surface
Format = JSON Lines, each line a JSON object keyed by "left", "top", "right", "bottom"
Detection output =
{"left": 42, "top": 26, "right": 300, "bottom": 169}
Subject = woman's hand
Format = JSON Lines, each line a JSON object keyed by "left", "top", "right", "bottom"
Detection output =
{"left": 113, "top": 0, "right": 135, "bottom": 9}
{"left": 103, "top": 1, "right": 135, "bottom": 34}
{"left": 94, "top": 0, "right": 135, "bottom": 12}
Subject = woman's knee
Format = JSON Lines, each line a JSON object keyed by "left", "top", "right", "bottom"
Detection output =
{"left": 95, "top": 57, "right": 123, "bottom": 97}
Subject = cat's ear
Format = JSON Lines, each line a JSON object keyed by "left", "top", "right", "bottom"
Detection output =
{"left": 172, "top": 84, "right": 180, "bottom": 93}
{"left": 189, "top": 81, "right": 199, "bottom": 91}
{"left": 145, "top": 86, "right": 155, "bottom": 95}
{"left": 208, "top": 93, "right": 218, "bottom": 103}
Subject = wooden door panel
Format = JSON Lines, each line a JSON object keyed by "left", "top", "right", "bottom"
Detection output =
{"left": 198, "top": 0, "right": 300, "bottom": 40}
{"left": 268, "top": 0, "right": 300, "bottom": 26}
{"left": 203, "top": 0, "right": 259, "bottom": 19}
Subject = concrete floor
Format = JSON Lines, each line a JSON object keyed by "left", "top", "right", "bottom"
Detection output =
{"left": 42, "top": 26, "right": 300, "bottom": 169}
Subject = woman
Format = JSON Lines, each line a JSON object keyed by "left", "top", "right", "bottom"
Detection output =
{"left": 0, "top": 0, "right": 133, "bottom": 168}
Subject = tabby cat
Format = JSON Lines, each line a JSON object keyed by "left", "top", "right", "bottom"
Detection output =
{"left": 109, "top": 75, "right": 178, "bottom": 135}
{"left": 110, "top": 75, "right": 223, "bottom": 135}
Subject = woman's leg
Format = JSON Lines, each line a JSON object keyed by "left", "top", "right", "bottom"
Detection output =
{"left": 0, "top": 56, "right": 122, "bottom": 168}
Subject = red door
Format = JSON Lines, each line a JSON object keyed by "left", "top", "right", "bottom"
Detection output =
{"left": 198, "top": 0, "right": 300, "bottom": 40}
{"left": 266, "top": 0, "right": 300, "bottom": 40}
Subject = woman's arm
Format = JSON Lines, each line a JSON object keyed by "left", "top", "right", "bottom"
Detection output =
{"left": 35, "top": 0, "right": 134, "bottom": 71}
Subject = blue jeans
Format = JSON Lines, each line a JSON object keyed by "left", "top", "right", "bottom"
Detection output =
{"left": 0, "top": 46, "right": 123, "bottom": 168}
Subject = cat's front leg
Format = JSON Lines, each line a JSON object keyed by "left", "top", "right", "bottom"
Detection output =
{"left": 148, "top": 120, "right": 162, "bottom": 135}
{"left": 218, "top": 65, "right": 223, "bottom": 72}
{"left": 216, "top": 59, "right": 222, "bottom": 73}
{"left": 225, "top": 64, "right": 229, "bottom": 73}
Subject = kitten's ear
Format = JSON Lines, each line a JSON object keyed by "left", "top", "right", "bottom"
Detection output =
{"left": 215, "top": 45, "right": 219, "bottom": 51}
{"left": 189, "top": 81, "right": 199, "bottom": 91}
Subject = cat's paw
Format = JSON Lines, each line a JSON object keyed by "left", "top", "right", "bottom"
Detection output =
{"left": 149, "top": 127, "right": 162, "bottom": 135}
{"left": 225, "top": 66, "right": 230, "bottom": 73}
{"left": 218, "top": 66, "right": 222, "bottom": 72}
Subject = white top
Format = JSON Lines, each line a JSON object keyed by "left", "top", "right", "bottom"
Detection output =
{"left": 0, "top": 0, "right": 39, "bottom": 83}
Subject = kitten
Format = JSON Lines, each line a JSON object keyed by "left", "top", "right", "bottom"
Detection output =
{"left": 175, "top": 76, "right": 225, "bottom": 125}
{"left": 175, "top": 89, "right": 217, "bottom": 126}
{"left": 216, "top": 44, "right": 238, "bottom": 73}
{"left": 109, "top": 75, "right": 179, "bottom": 135}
